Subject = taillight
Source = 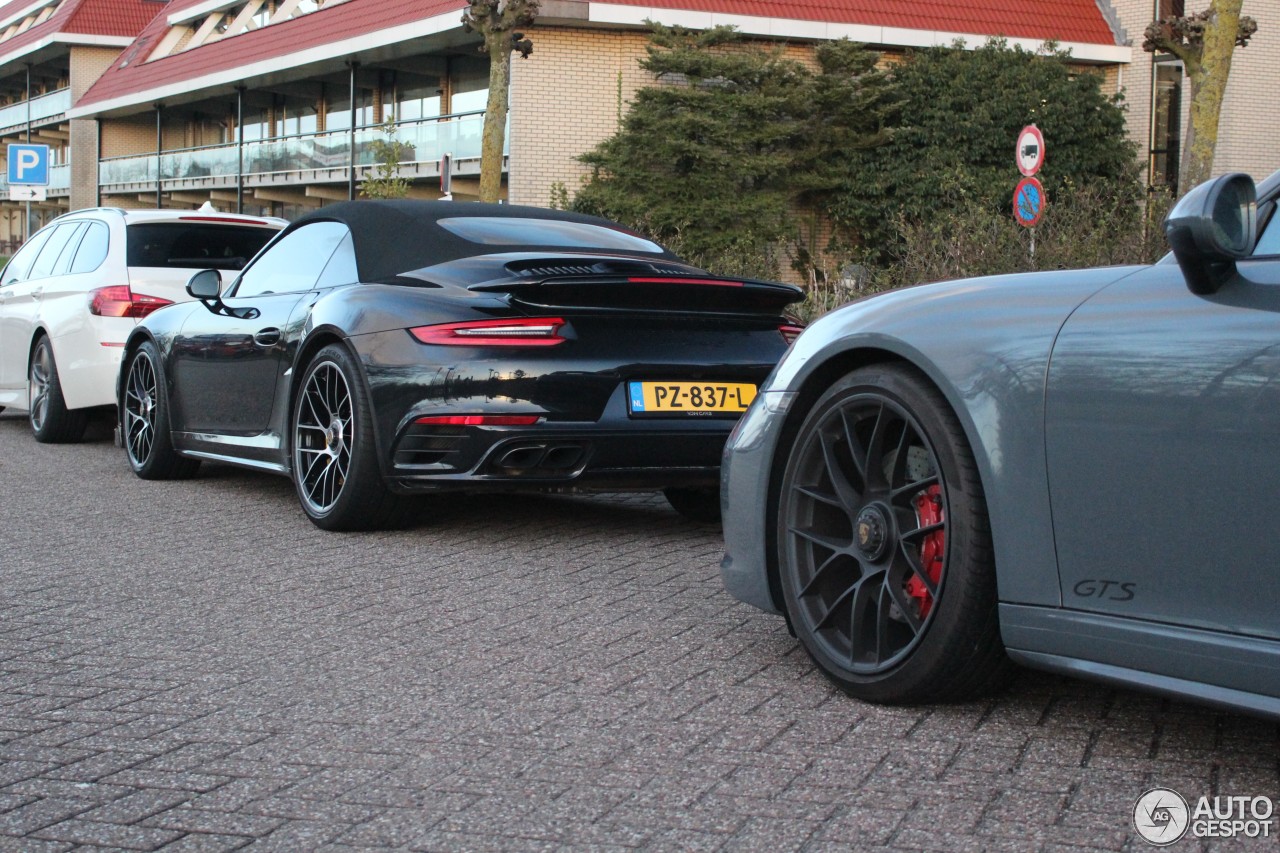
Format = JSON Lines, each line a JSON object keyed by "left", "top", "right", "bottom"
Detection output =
{"left": 89, "top": 285, "right": 173, "bottom": 319}
{"left": 413, "top": 415, "right": 541, "bottom": 426}
{"left": 408, "top": 317, "right": 567, "bottom": 347}
{"left": 627, "top": 276, "right": 744, "bottom": 287}
{"left": 779, "top": 324, "right": 804, "bottom": 345}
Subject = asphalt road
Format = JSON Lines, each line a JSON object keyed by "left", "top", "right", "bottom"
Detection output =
{"left": 0, "top": 410, "right": 1276, "bottom": 851}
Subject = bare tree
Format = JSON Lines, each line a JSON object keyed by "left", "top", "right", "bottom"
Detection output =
{"left": 1144, "top": 0, "right": 1257, "bottom": 194}
{"left": 461, "top": 0, "right": 538, "bottom": 203}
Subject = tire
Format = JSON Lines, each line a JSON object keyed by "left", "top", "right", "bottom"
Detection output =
{"left": 28, "top": 335, "right": 88, "bottom": 444}
{"left": 664, "top": 487, "right": 721, "bottom": 523}
{"left": 122, "top": 342, "right": 200, "bottom": 480}
{"left": 292, "top": 343, "right": 403, "bottom": 531}
{"left": 777, "top": 364, "right": 1010, "bottom": 704}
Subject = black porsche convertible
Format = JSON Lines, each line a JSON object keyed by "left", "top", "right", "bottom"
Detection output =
{"left": 118, "top": 201, "right": 803, "bottom": 530}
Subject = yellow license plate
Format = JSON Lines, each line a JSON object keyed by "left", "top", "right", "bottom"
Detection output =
{"left": 627, "top": 381, "right": 756, "bottom": 417}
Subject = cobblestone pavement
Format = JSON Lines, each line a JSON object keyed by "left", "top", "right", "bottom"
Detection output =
{"left": 0, "top": 411, "right": 1277, "bottom": 852}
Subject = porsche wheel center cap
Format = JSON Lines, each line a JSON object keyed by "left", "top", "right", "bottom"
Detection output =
{"left": 325, "top": 419, "right": 343, "bottom": 452}
{"left": 855, "top": 506, "right": 890, "bottom": 561}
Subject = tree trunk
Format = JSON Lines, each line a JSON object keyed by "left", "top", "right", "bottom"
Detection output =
{"left": 479, "top": 34, "right": 511, "bottom": 203}
{"left": 1178, "top": 0, "right": 1244, "bottom": 194}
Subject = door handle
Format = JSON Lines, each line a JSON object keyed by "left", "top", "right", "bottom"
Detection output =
{"left": 253, "top": 328, "right": 282, "bottom": 347}
{"left": 30, "top": 286, "right": 42, "bottom": 298}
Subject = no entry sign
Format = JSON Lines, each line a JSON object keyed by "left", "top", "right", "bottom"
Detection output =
{"left": 1014, "top": 176, "right": 1045, "bottom": 228}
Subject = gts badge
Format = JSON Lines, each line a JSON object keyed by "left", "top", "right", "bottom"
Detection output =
{"left": 1073, "top": 579, "right": 1136, "bottom": 602}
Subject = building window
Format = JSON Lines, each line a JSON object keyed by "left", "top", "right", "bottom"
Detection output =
{"left": 1151, "top": 60, "right": 1182, "bottom": 190}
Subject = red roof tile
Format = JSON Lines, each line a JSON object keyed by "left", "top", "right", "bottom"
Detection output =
{"left": 0, "top": 0, "right": 159, "bottom": 60}
{"left": 639, "top": 0, "right": 1119, "bottom": 44}
{"left": 75, "top": 0, "right": 1121, "bottom": 112}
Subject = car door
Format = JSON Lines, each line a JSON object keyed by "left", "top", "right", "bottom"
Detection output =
{"left": 169, "top": 221, "right": 350, "bottom": 440}
{"left": 0, "top": 222, "right": 83, "bottom": 397}
{"left": 1045, "top": 214, "right": 1280, "bottom": 642}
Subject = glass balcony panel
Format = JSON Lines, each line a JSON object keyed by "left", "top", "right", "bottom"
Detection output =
{"left": 97, "top": 112, "right": 501, "bottom": 189}
{"left": 0, "top": 89, "right": 71, "bottom": 131}
{"left": 48, "top": 164, "right": 69, "bottom": 190}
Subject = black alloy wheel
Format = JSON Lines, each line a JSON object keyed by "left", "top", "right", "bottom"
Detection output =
{"left": 122, "top": 342, "right": 199, "bottom": 480}
{"left": 292, "top": 343, "right": 405, "bottom": 531}
{"left": 29, "top": 335, "right": 87, "bottom": 443}
{"left": 778, "top": 364, "right": 1009, "bottom": 704}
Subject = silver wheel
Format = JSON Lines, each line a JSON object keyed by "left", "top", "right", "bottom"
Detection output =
{"left": 27, "top": 336, "right": 86, "bottom": 443}
{"left": 294, "top": 360, "right": 354, "bottom": 514}
{"left": 124, "top": 349, "right": 158, "bottom": 466}
{"left": 28, "top": 340, "right": 53, "bottom": 433}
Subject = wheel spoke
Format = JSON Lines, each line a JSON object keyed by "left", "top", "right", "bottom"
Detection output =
{"left": 813, "top": 577, "right": 865, "bottom": 630}
{"left": 798, "top": 549, "right": 858, "bottom": 598}
{"left": 818, "top": 426, "right": 862, "bottom": 510}
{"left": 891, "top": 473, "right": 939, "bottom": 504}
{"left": 789, "top": 524, "right": 850, "bottom": 554}
{"left": 860, "top": 403, "right": 890, "bottom": 491}
{"left": 794, "top": 483, "right": 844, "bottom": 509}
{"left": 847, "top": 571, "right": 882, "bottom": 665}
{"left": 884, "top": 569, "right": 924, "bottom": 634}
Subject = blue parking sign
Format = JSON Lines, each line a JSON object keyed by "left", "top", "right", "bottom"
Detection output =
{"left": 7, "top": 143, "right": 49, "bottom": 185}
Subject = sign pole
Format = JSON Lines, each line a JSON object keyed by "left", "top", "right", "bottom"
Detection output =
{"left": 24, "top": 63, "right": 31, "bottom": 241}
{"left": 1014, "top": 124, "right": 1046, "bottom": 265}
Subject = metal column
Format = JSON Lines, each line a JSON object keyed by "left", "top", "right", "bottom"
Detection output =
{"left": 348, "top": 61, "right": 359, "bottom": 201}
{"left": 154, "top": 104, "right": 163, "bottom": 208}
{"left": 236, "top": 87, "right": 245, "bottom": 214}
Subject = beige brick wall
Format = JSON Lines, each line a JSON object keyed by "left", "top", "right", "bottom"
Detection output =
{"left": 1212, "top": 0, "right": 1279, "bottom": 178}
{"left": 100, "top": 116, "right": 156, "bottom": 158}
{"left": 1109, "top": 0, "right": 1278, "bottom": 183}
{"left": 508, "top": 27, "right": 653, "bottom": 207}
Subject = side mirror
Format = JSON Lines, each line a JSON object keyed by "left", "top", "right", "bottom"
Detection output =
{"left": 186, "top": 269, "right": 221, "bottom": 300}
{"left": 1166, "top": 173, "right": 1257, "bottom": 295}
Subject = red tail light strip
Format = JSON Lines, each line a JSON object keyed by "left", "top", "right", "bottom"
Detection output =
{"left": 88, "top": 285, "right": 173, "bottom": 319}
{"left": 414, "top": 415, "right": 541, "bottom": 426}
{"left": 409, "top": 317, "right": 567, "bottom": 347}
{"left": 779, "top": 324, "right": 805, "bottom": 345}
{"left": 626, "top": 277, "right": 744, "bottom": 287}
{"left": 178, "top": 216, "right": 274, "bottom": 226}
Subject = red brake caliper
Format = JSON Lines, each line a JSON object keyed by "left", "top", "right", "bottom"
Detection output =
{"left": 904, "top": 485, "right": 944, "bottom": 619}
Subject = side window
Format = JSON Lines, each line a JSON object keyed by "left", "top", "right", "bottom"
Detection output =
{"left": 50, "top": 223, "right": 89, "bottom": 276}
{"left": 1255, "top": 205, "right": 1280, "bottom": 257}
{"left": 231, "top": 222, "right": 349, "bottom": 298}
{"left": 314, "top": 232, "right": 358, "bottom": 288}
{"left": 1, "top": 226, "right": 54, "bottom": 284}
{"left": 27, "top": 223, "right": 82, "bottom": 281}
{"left": 69, "top": 222, "right": 110, "bottom": 274}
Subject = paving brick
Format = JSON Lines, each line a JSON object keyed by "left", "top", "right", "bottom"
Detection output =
{"left": 0, "top": 416, "right": 1276, "bottom": 852}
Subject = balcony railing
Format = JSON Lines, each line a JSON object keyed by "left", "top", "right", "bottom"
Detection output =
{"left": 0, "top": 162, "right": 71, "bottom": 194}
{"left": 0, "top": 88, "right": 72, "bottom": 132}
{"left": 99, "top": 111, "right": 494, "bottom": 188}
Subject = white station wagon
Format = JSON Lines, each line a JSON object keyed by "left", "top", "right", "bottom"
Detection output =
{"left": 0, "top": 208, "right": 284, "bottom": 442}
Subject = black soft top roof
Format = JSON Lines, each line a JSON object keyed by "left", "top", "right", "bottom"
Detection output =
{"left": 288, "top": 200, "right": 679, "bottom": 283}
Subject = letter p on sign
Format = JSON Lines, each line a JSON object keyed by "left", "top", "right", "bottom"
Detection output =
{"left": 7, "top": 144, "right": 49, "bottom": 185}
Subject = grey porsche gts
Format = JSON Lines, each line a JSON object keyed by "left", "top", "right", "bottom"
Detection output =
{"left": 720, "top": 170, "right": 1280, "bottom": 719}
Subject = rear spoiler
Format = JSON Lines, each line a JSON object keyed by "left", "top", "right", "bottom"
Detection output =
{"left": 472, "top": 273, "right": 805, "bottom": 316}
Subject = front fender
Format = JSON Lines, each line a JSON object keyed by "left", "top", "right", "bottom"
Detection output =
{"left": 763, "top": 267, "right": 1146, "bottom": 608}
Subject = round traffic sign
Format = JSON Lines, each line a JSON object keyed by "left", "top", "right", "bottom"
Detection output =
{"left": 1016, "top": 124, "right": 1045, "bottom": 177}
{"left": 1013, "top": 176, "right": 1045, "bottom": 227}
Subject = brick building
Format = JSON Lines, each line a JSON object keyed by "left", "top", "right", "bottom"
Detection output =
{"left": 0, "top": 0, "right": 1273, "bottom": 244}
